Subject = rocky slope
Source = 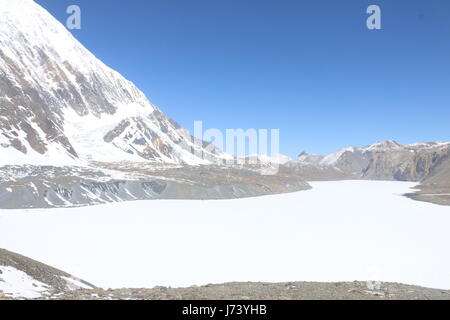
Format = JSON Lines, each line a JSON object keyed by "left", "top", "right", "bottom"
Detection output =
{"left": 0, "top": 248, "right": 95, "bottom": 299}
{"left": 0, "top": 0, "right": 228, "bottom": 167}
{"left": 0, "top": 164, "right": 310, "bottom": 208}
{"left": 421, "top": 155, "right": 450, "bottom": 187}
{"left": 406, "top": 156, "right": 450, "bottom": 206}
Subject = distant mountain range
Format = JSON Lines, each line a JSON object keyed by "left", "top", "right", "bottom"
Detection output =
{"left": 289, "top": 140, "right": 450, "bottom": 182}
{"left": 285, "top": 140, "right": 450, "bottom": 206}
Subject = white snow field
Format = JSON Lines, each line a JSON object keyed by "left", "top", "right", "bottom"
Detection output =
{"left": 1, "top": 181, "right": 450, "bottom": 290}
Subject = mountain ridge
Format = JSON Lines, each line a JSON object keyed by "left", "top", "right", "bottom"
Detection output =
{"left": 289, "top": 140, "right": 450, "bottom": 181}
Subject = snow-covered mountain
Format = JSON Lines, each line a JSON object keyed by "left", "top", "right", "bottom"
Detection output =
{"left": 295, "top": 152, "right": 324, "bottom": 166}
{"left": 0, "top": 0, "right": 230, "bottom": 166}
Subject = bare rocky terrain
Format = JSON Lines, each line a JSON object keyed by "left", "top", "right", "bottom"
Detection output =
{"left": 1, "top": 249, "right": 449, "bottom": 300}
{"left": 405, "top": 185, "right": 450, "bottom": 206}
{"left": 408, "top": 157, "right": 450, "bottom": 206}
{"left": 0, "top": 164, "right": 310, "bottom": 209}
{"left": 53, "top": 282, "right": 450, "bottom": 301}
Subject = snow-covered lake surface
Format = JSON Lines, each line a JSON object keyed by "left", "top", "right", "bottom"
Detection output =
{"left": 1, "top": 181, "right": 450, "bottom": 290}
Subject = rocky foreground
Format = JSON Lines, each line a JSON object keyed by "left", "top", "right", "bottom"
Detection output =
{"left": 1, "top": 249, "right": 449, "bottom": 300}
{"left": 22, "top": 281, "right": 450, "bottom": 301}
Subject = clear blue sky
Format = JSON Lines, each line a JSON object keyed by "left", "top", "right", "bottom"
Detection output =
{"left": 36, "top": 0, "right": 450, "bottom": 157}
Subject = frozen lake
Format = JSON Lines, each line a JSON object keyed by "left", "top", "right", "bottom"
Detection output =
{"left": 1, "top": 181, "right": 450, "bottom": 289}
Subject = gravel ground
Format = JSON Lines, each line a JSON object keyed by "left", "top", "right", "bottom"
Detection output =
{"left": 2, "top": 281, "right": 450, "bottom": 300}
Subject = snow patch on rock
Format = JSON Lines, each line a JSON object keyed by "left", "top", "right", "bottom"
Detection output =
{"left": 0, "top": 266, "right": 49, "bottom": 298}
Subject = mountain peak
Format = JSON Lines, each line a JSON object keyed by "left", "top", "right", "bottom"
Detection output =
{"left": 295, "top": 152, "right": 325, "bottom": 166}
{"left": 0, "top": 0, "right": 227, "bottom": 166}
{"left": 298, "top": 151, "right": 309, "bottom": 157}
{"left": 366, "top": 140, "right": 403, "bottom": 151}
{"left": 320, "top": 146, "right": 359, "bottom": 166}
